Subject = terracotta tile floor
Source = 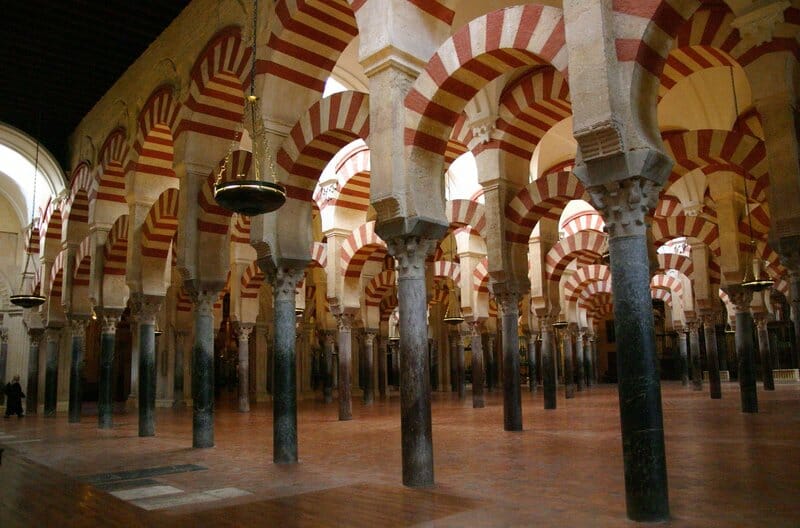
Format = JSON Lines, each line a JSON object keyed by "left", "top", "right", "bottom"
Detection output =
{"left": 1, "top": 382, "right": 798, "bottom": 527}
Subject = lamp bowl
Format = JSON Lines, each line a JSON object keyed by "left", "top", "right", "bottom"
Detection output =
{"left": 214, "top": 180, "right": 286, "bottom": 216}
{"left": 10, "top": 294, "right": 46, "bottom": 309}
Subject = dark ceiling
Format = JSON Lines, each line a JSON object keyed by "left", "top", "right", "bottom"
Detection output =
{"left": 0, "top": 0, "right": 191, "bottom": 172}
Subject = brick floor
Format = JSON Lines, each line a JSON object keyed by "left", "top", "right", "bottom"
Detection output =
{"left": 0, "top": 382, "right": 798, "bottom": 527}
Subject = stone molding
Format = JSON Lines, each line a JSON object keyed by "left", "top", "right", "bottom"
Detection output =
{"left": 335, "top": 312, "right": 355, "bottom": 332}
{"left": 731, "top": 1, "right": 790, "bottom": 48}
{"left": 386, "top": 237, "right": 436, "bottom": 280}
{"left": 101, "top": 314, "right": 121, "bottom": 335}
{"left": 69, "top": 318, "right": 89, "bottom": 339}
{"left": 723, "top": 285, "right": 755, "bottom": 314}
{"left": 270, "top": 267, "right": 305, "bottom": 303}
{"left": 130, "top": 293, "right": 163, "bottom": 325}
{"left": 236, "top": 323, "right": 254, "bottom": 341}
{"left": 588, "top": 178, "right": 660, "bottom": 238}
{"left": 495, "top": 290, "right": 521, "bottom": 317}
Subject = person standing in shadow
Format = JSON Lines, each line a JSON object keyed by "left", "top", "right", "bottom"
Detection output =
{"left": 4, "top": 375, "right": 25, "bottom": 418}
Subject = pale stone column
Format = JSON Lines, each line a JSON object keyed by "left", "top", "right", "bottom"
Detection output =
{"left": 574, "top": 327, "right": 585, "bottom": 392}
{"left": 495, "top": 290, "right": 522, "bottom": 431}
{"left": 67, "top": 318, "right": 89, "bottom": 423}
{"left": 583, "top": 332, "right": 593, "bottom": 387}
{"left": 322, "top": 330, "right": 335, "bottom": 403}
{"left": 486, "top": 333, "right": 496, "bottom": 392}
{"left": 363, "top": 330, "right": 376, "bottom": 405}
{"left": 236, "top": 323, "right": 254, "bottom": 412}
{"left": 133, "top": 295, "right": 161, "bottom": 437}
{"left": 539, "top": 317, "right": 556, "bottom": 410}
{"left": 270, "top": 267, "right": 305, "bottom": 463}
{"left": 469, "top": 321, "right": 485, "bottom": 408}
{"left": 44, "top": 327, "right": 61, "bottom": 416}
{"left": 687, "top": 320, "right": 703, "bottom": 391}
{"left": 26, "top": 329, "right": 43, "bottom": 415}
{"left": 754, "top": 313, "right": 775, "bottom": 391}
{"left": 98, "top": 313, "right": 121, "bottom": 429}
{"left": 455, "top": 329, "right": 466, "bottom": 399}
{"left": 562, "top": 327, "right": 575, "bottom": 399}
{"left": 725, "top": 286, "right": 758, "bottom": 413}
{"left": 677, "top": 327, "right": 690, "bottom": 386}
{"left": 190, "top": 291, "right": 217, "bottom": 448}
{"left": 378, "top": 334, "right": 388, "bottom": 399}
{"left": 127, "top": 313, "right": 140, "bottom": 408}
{"left": 527, "top": 333, "right": 537, "bottom": 393}
{"left": 335, "top": 313, "right": 354, "bottom": 421}
{"left": 386, "top": 236, "right": 437, "bottom": 488}
{"left": 701, "top": 313, "right": 722, "bottom": 399}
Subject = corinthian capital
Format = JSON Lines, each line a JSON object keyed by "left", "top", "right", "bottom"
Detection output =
{"left": 386, "top": 236, "right": 436, "bottom": 280}
{"left": 588, "top": 178, "right": 660, "bottom": 238}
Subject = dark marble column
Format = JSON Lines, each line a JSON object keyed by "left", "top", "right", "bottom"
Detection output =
{"left": 726, "top": 286, "right": 758, "bottom": 413}
{"left": 391, "top": 336, "right": 400, "bottom": 389}
{"left": 322, "top": 330, "right": 335, "bottom": 403}
{"left": 590, "top": 334, "right": 599, "bottom": 385}
{"left": 68, "top": 318, "right": 88, "bottom": 424}
{"left": 687, "top": 320, "right": 703, "bottom": 391}
{"left": 470, "top": 321, "right": 485, "bottom": 408}
{"left": 456, "top": 329, "right": 466, "bottom": 400}
{"left": 588, "top": 178, "right": 669, "bottom": 521}
{"left": 378, "top": 334, "right": 388, "bottom": 399}
{"left": 574, "top": 327, "right": 585, "bottom": 392}
{"left": 387, "top": 236, "right": 436, "bottom": 488}
{"left": 190, "top": 291, "right": 216, "bottom": 448}
{"left": 98, "top": 313, "right": 120, "bottom": 429}
{"left": 335, "top": 313, "right": 354, "bottom": 421}
{"left": 496, "top": 290, "right": 522, "bottom": 431}
{"left": 754, "top": 314, "right": 775, "bottom": 390}
{"left": 0, "top": 328, "right": 7, "bottom": 404}
{"left": 271, "top": 267, "right": 304, "bottom": 463}
{"left": 676, "top": 327, "right": 688, "bottom": 386}
{"left": 133, "top": 297, "right": 160, "bottom": 437}
{"left": 583, "top": 333, "right": 593, "bottom": 387}
{"left": 562, "top": 327, "right": 575, "bottom": 399}
{"left": 486, "top": 333, "right": 496, "bottom": 392}
{"left": 364, "top": 330, "right": 376, "bottom": 404}
{"left": 701, "top": 313, "right": 721, "bottom": 399}
{"left": 540, "top": 319, "right": 556, "bottom": 410}
{"left": 174, "top": 330, "right": 187, "bottom": 406}
{"left": 236, "top": 323, "right": 254, "bottom": 412}
{"left": 44, "top": 327, "right": 60, "bottom": 416}
{"left": 528, "top": 333, "right": 537, "bottom": 392}
{"left": 790, "top": 271, "right": 800, "bottom": 368}
{"left": 25, "top": 329, "right": 43, "bottom": 415}
{"left": 448, "top": 331, "right": 458, "bottom": 393}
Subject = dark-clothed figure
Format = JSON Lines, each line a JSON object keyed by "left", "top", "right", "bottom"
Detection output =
{"left": 4, "top": 375, "right": 24, "bottom": 418}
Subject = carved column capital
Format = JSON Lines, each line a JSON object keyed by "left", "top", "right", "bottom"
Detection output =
{"left": 28, "top": 328, "right": 44, "bottom": 345}
{"left": 0, "top": 328, "right": 8, "bottom": 343}
{"left": 686, "top": 319, "right": 700, "bottom": 333}
{"left": 468, "top": 320, "right": 482, "bottom": 336}
{"left": 723, "top": 285, "right": 755, "bottom": 314}
{"left": 269, "top": 267, "right": 305, "bottom": 303}
{"left": 493, "top": 290, "right": 521, "bottom": 317}
{"left": 700, "top": 312, "right": 718, "bottom": 327}
{"left": 130, "top": 293, "right": 163, "bottom": 325}
{"left": 386, "top": 236, "right": 437, "bottom": 280}
{"left": 69, "top": 317, "right": 89, "bottom": 338}
{"left": 753, "top": 311, "right": 769, "bottom": 331}
{"left": 101, "top": 314, "right": 121, "bottom": 334}
{"left": 587, "top": 178, "right": 660, "bottom": 238}
{"left": 236, "top": 322, "right": 254, "bottom": 341}
{"left": 335, "top": 312, "right": 355, "bottom": 332}
{"left": 189, "top": 290, "right": 218, "bottom": 316}
{"left": 45, "top": 327, "right": 61, "bottom": 343}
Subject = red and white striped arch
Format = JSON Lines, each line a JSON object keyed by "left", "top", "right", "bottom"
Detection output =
{"left": 652, "top": 215, "right": 720, "bottom": 256}
{"left": 277, "top": 90, "right": 370, "bottom": 202}
{"left": 38, "top": 198, "right": 63, "bottom": 259}
{"left": 505, "top": 171, "right": 587, "bottom": 244}
{"left": 241, "top": 261, "right": 266, "bottom": 300}
{"left": 737, "top": 202, "right": 770, "bottom": 239}
{"left": 63, "top": 162, "right": 92, "bottom": 241}
{"left": 654, "top": 194, "right": 684, "bottom": 217}
{"left": 340, "top": 221, "right": 387, "bottom": 279}
{"left": 564, "top": 264, "right": 611, "bottom": 303}
{"left": 141, "top": 189, "right": 180, "bottom": 260}
{"left": 651, "top": 287, "right": 673, "bottom": 306}
{"left": 365, "top": 269, "right": 396, "bottom": 307}
{"left": 651, "top": 274, "right": 684, "bottom": 297}
{"left": 261, "top": 0, "right": 358, "bottom": 94}
{"left": 230, "top": 214, "right": 250, "bottom": 244}
{"left": 179, "top": 27, "right": 250, "bottom": 141}
{"left": 310, "top": 241, "right": 327, "bottom": 269}
{"left": 545, "top": 230, "right": 607, "bottom": 283}
{"left": 657, "top": 253, "right": 694, "bottom": 277}
{"left": 496, "top": 67, "right": 571, "bottom": 161}
{"left": 49, "top": 249, "right": 67, "bottom": 301}
{"left": 104, "top": 215, "right": 129, "bottom": 276}
{"left": 561, "top": 211, "right": 604, "bottom": 237}
{"left": 130, "top": 85, "right": 181, "bottom": 183}
{"left": 432, "top": 260, "right": 460, "bottom": 286}
{"left": 662, "top": 130, "right": 768, "bottom": 201}
{"left": 445, "top": 114, "right": 473, "bottom": 169}
{"left": 73, "top": 235, "right": 92, "bottom": 288}
{"left": 447, "top": 199, "right": 486, "bottom": 237}
{"left": 405, "top": 5, "right": 567, "bottom": 159}
{"left": 97, "top": 128, "right": 129, "bottom": 206}
{"left": 380, "top": 292, "right": 398, "bottom": 322}
{"left": 579, "top": 280, "right": 613, "bottom": 306}
{"left": 472, "top": 257, "right": 489, "bottom": 294}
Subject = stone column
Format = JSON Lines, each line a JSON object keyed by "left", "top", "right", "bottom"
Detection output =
{"left": 701, "top": 313, "right": 722, "bottom": 399}
{"left": 322, "top": 330, "right": 335, "bottom": 403}
{"left": 496, "top": 290, "right": 522, "bottom": 431}
{"left": 44, "top": 327, "right": 60, "bottom": 416}
{"left": 587, "top": 178, "right": 669, "bottom": 520}
{"left": 540, "top": 319, "right": 557, "bottom": 410}
{"left": 26, "top": 329, "right": 43, "bottom": 415}
{"left": 335, "top": 313, "right": 354, "bottom": 421}
{"left": 574, "top": 328, "right": 585, "bottom": 392}
{"left": 687, "top": 320, "right": 703, "bottom": 391}
{"left": 378, "top": 336, "right": 388, "bottom": 399}
{"left": 386, "top": 236, "right": 436, "bottom": 488}
{"left": 391, "top": 336, "right": 400, "bottom": 389}
{"left": 67, "top": 318, "right": 88, "bottom": 424}
{"left": 456, "top": 329, "right": 466, "bottom": 400}
{"left": 790, "top": 272, "right": 800, "bottom": 368}
{"left": 98, "top": 313, "right": 120, "bottom": 429}
{"left": 0, "top": 328, "right": 7, "bottom": 403}
{"left": 470, "top": 321, "right": 485, "bottom": 408}
{"left": 191, "top": 291, "right": 216, "bottom": 448}
{"left": 134, "top": 297, "right": 160, "bottom": 437}
{"left": 236, "top": 323, "right": 254, "bottom": 412}
{"left": 562, "top": 328, "right": 575, "bottom": 399}
{"left": 677, "top": 328, "right": 689, "bottom": 386}
{"left": 486, "top": 333, "right": 496, "bottom": 392}
{"left": 527, "top": 333, "right": 537, "bottom": 393}
{"left": 174, "top": 330, "right": 187, "bottom": 406}
{"left": 448, "top": 331, "right": 458, "bottom": 393}
{"left": 363, "top": 330, "right": 376, "bottom": 404}
{"left": 271, "top": 267, "right": 304, "bottom": 463}
{"left": 754, "top": 314, "right": 775, "bottom": 391}
{"left": 583, "top": 333, "right": 593, "bottom": 387}
{"left": 726, "top": 286, "right": 758, "bottom": 413}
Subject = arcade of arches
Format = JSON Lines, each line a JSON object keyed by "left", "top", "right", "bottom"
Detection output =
{"left": 1, "top": 0, "right": 800, "bottom": 525}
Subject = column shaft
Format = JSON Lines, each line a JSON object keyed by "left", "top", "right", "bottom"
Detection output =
{"left": 471, "top": 323, "right": 485, "bottom": 408}
{"left": 138, "top": 318, "right": 156, "bottom": 436}
{"left": 725, "top": 286, "right": 758, "bottom": 413}
{"left": 755, "top": 316, "right": 775, "bottom": 390}
{"left": 689, "top": 322, "right": 703, "bottom": 391}
{"left": 192, "top": 293, "right": 216, "bottom": 448}
{"left": 678, "top": 331, "right": 689, "bottom": 386}
{"left": 364, "top": 332, "right": 376, "bottom": 404}
{"left": 702, "top": 316, "right": 721, "bottom": 399}
{"left": 378, "top": 337, "right": 388, "bottom": 398}
{"left": 44, "top": 329, "right": 60, "bottom": 416}
{"left": 575, "top": 330, "right": 585, "bottom": 391}
{"left": 486, "top": 334, "right": 495, "bottom": 392}
{"left": 68, "top": 320, "right": 87, "bottom": 424}
{"left": 456, "top": 331, "right": 466, "bottom": 399}
{"left": 527, "top": 334, "right": 537, "bottom": 392}
{"left": 26, "top": 331, "right": 42, "bottom": 415}
{"left": 336, "top": 314, "right": 353, "bottom": 421}
{"left": 497, "top": 292, "right": 522, "bottom": 431}
{"left": 541, "top": 325, "right": 556, "bottom": 410}
{"left": 237, "top": 325, "right": 253, "bottom": 412}
{"left": 98, "top": 316, "right": 118, "bottom": 429}
{"left": 563, "top": 330, "right": 575, "bottom": 399}
{"left": 323, "top": 331, "right": 335, "bottom": 403}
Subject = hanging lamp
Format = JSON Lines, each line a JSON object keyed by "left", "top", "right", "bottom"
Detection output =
{"left": 154, "top": 321, "right": 163, "bottom": 337}
{"left": 10, "top": 138, "right": 46, "bottom": 309}
{"left": 727, "top": 66, "right": 773, "bottom": 292}
{"left": 213, "top": 0, "right": 286, "bottom": 216}
{"left": 552, "top": 319, "right": 569, "bottom": 330}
